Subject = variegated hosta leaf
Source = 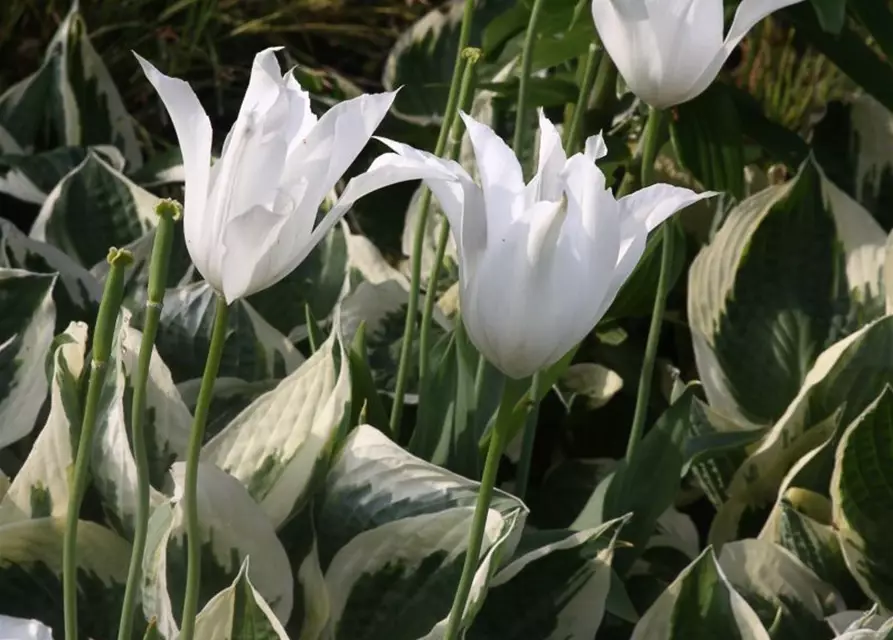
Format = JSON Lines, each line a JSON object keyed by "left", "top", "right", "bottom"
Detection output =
{"left": 0, "top": 218, "right": 101, "bottom": 324}
{"left": 142, "top": 462, "right": 293, "bottom": 639}
{"left": 0, "top": 321, "right": 85, "bottom": 523}
{"left": 0, "top": 145, "right": 125, "bottom": 204}
{"left": 0, "top": 57, "right": 56, "bottom": 154}
{"left": 685, "top": 395, "right": 767, "bottom": 509}
{"left": 827, "top": 608, "right": 893, "bottom": 637}
{"left": 311, "top": 425, "right": 526, "bottom": 640}
{"left": 339, "top": 277, "right": 449, "bottom": 398}
{"left": 762, "top": 494, "right": 862, "bottom": 606}
{"left": 177, "top": 377, "right": 278, "bottom": 442}
{"left": 324, "top": 506, "right": 507, "bottom": 640}
{"left": 202, "top": 329, "right": 350, "bottom": 528}
{"left": 146, "top": 282, "right": 303, "bottom": 383}
{"left": 717, "top": 538, "right": 844, "bottom": 638}
{"left": 814, "top": 93, "right": 893, "bottom": 232}
{"left": 688, "top": 157, "right": 883, "bottom": 427}
{"left": 0, "top": 1, "right": 141, "bottom": 163}
{"left": 193, "top": 558, "right": 289, "bottom": 640}
{"left": 127, "top": 148, "right": 185, "bottom": 188}
{"left": 832, "top": 385, "right": 893, "bottom": 610}
{"left": 30, "top": 151, "right": 159, "bottom": 266}
{"left": 381, "top": 0, "right": 510, "bottom": 126}
{"left": 715, "top": 314, "right": 893, "bottom": 543}
{"left": 467, "top": 517, "right": 628, "bottom": 640}
{"left": 630, "top": 548, "right": 771, "bottom": 640}
{"left": 90, "top": 311, "right": 191, "bottom": 537}
{"left": 0, "top": 269, "right": 56, "bottom": 450}
{"left": 55, "top": 1, "right": 142, "bottom": 167}
{"left": 0, "top": 517, "right": 132, "bottom": 640}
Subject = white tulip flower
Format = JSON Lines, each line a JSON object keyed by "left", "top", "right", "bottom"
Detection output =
{"left": 0, "top": 614, "right": 53, "bottom": 639}
{"left": 136, "top": 48, "right": 451, "bottom": 303}
{"left": 375, "top": 112, "right": 714, "bottom": 379}
{"left": 591, "top": 0, "right": 805, "bottom": 108}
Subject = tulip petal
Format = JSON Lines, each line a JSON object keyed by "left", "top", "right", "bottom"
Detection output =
{"left": 134, "top": 53, "right": 212, "bottom": 266}
{"left": 584, "top": 133, "right": 608, "bottom": 163}
{"left": 592, "top": 0, "right": 729, "bottom": 107}
{"left": 374, "top": 137, "right": 487, "bottom": 274}
{"left": 592, "top": 225, "right": 648, "bottom": 322}
{"left": 463, "top": 200, "right": 568, "bottom": 379}
{"left": 591, "top": 0, "right": 664, "bottom": 105}
{"left": 687, "top": 0, "right": 806, "bottom": 103}
{"left": 273, "top": 148, "right": 464, "bottom": 283}
{"left": 284, "top": 72, "right": 318, "bottom": 142}
{"left": 283, "top": 91, "right": 397, "bottom": 216}
{"left": 527, "top": 110, "right": 566, "bottom": 203}
{"left": 238, "top": 48, "right": 286, "bottom": 118}
{"left": 0, "top": 614, "right": 53, "bottom": 640}
{"left": 220, "top": 203, "right": 289, "bottom": 302}
{"left": 618, "top": 183, "right": 716, "bottom": 232}
{"left": 458, "top": 111, "right": 524, "bottom": 230}
{"left": 547, "top": 155, "right": 621, "bottom": 357}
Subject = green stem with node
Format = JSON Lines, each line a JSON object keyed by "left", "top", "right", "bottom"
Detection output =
{"left": 117, "top": 200, "right": 181, "bottom": 640}
{"left": 389, "top": 0, "right": 478, "bottom": 439}
{"left": 418, "top": 49, "right": 481, "bottom": 393}
{"left": 64, "top": 247, "right": 133, "bottom": 640}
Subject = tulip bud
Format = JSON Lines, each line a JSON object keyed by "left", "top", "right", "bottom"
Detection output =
{"left": 591, "top": 0, "right": 806, "bottom": 108}
{"left": 374, "top": 111, "right": 716, "bottom": 379}
{"left": 135, "top": 48, "right": 454, "bottom": 303}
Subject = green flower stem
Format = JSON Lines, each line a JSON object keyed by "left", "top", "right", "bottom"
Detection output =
{"left": 638, "top": 107, "right": 667, "bottom": 187}
{"left": 418, "top": 49, "right": 481, "bottom": 385}
{"left": 389, "top": 0, "right": 477, "bottom": 439}
{"left": 64, "top": 247, "right": 133, "bottom": 640}
{"left": 626, "top": 107, "right": 671, "bottom": 462}
{"left": 512, "top": 0, "right": 547, "bottom": 154}
{"left": 443, "top": 376, "right": 530, "bottom": 640}
{"left": 179, "top": 294, "right": 230, "bottom": 640}
{"left": 513, "top": 373, "right": 541, "bottom": 500}
{"left": 563, "top": 44, "right": 602, "bottom": 152}
{"left": 117, "top": 200, "right": 181, "bottom": 640}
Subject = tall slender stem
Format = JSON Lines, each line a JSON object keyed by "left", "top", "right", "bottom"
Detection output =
{"left": 626, "top": 107, "right": 670, "bottom": 461}
{"left": 512, "top": 0, "right": 547, "bottom": 154}
{"left": 117, "top": 201, "right": 181, "bottom": 640}
{"left": 443, "top": 377, "right": 529, "bottom": 640}
{"left": 64, "top": 248, "right": 132, "bottom": 640}
{"left": 513, "top": 374, "right": 541, "bottom": 500}
{"left": 179, "top": 295, "right": 230, "bottom": 640}
{"left": 389, "top": 0, "right": 477, "bottom": 438}
{"left": 564, "top": 45, "right": 602, "bottom": 153}
{"left": 418, "top": 50, "right": 480, "bottom": 386}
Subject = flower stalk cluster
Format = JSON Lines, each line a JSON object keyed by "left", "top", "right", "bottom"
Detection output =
{"left": 58, "top": 0, "right": 808, "bottom": 636}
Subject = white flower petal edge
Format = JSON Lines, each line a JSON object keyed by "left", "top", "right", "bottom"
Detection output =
{"left": 0, "top": 614, "right": 53, "bottom": 640}
{"left": 378, "top": 113, "right": 715, "bottom": 379}
{"left": 684, "top": 0, "right": 806, "bottom": 103}
{"left": 137, "top": 48, "right": 454, "bottom": 303}
{"left": 591, "top": 0, "right": 805, "bottom": 108}
{"left": 134, "top": 52, "right": 212, "bottom": 272}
